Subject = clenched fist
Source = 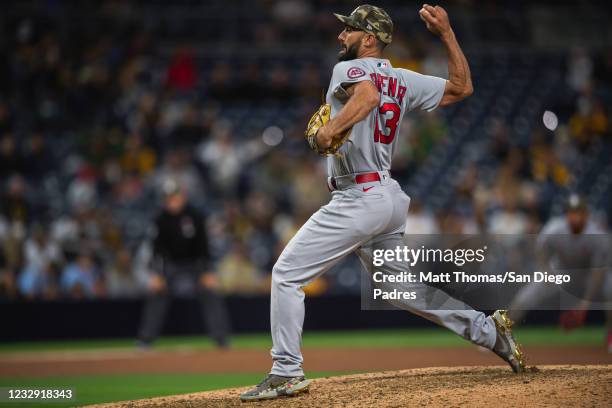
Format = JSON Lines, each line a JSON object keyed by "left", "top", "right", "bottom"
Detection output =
{"left": 419, "top": 4, "right": 451, "bottom": 38}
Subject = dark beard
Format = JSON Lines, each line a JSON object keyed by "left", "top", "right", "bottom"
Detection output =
{"left": 570, "top": 223, "right": 585, "bottom": 234}
{"left": 338, "top": 42, "right": 359, "bottom": 61}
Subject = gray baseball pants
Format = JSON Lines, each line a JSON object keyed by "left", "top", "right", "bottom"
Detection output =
{"left": 270, "top": 174, "right": 497, "bottom": 377}
{"left": 509, "top": 269, "right": 612, "bottom": 327}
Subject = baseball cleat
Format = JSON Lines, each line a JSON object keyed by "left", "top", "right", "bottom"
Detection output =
{"left": 491, "top": 310, "right": 526, "bottom": 373}
{"left": 239, "top": 374, "right": 311, "bottom": 402}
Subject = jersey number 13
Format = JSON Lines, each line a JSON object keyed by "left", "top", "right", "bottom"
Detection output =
{"left": 373, "top": 103, "right": 401, "bottom": 145}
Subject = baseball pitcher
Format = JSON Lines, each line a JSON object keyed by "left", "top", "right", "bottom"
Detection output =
{"left": 241, "top": 4, "right": 526, "bottom": 401}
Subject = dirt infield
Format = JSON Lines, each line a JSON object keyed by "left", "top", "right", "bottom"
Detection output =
{"left": 91, "top": 365, "right": 611, "bottom": 407}
{"left": 2, "top": 346, "right": 609, "bottom": 407}
{"left": 1, "top": 345, "right": 610, "bottom": 377}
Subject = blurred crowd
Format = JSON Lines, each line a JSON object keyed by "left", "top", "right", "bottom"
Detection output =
{"left": 0, "top": 1, "right": 611, "bottom": 301}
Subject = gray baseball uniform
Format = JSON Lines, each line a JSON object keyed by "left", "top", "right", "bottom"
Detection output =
{"left": 327, "top": 58, "right": 444, "bottom": 177}
{"left": 537, "top": 217, "right": 609, "bottom": 271}
{"left": 270, "top": 58, "right": 497, "bottom": 378}
{"left": 509, "top": 216, "right": 612, "bottom": 321}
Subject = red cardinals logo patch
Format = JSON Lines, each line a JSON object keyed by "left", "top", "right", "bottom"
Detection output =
{"left": 347, "top": 67, "right": 366, "bottom": 79}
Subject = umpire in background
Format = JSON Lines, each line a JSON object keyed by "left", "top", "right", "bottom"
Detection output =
{"left": 138, "top": 179, "right": 230, "bottom": 348}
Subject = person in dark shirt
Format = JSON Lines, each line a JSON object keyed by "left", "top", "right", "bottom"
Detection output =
{"left": 137, "top": 180, "right": 230, "bottom": 348}
{"left": 0, "top": 245, "right": 17, "bottom": 299}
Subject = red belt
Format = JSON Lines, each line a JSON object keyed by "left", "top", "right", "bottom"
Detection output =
{"left": 329, "top": 171, "right": 382, "bottom": 190}
{"left": 355, "top": 172, "right": 381, "bottom": 184}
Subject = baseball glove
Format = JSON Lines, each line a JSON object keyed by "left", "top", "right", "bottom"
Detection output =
{"left": 305, "top": 104, "right": 351, "bottom": 156}
{"left": 558, "top": 309, "right": 587, "bottom": 331}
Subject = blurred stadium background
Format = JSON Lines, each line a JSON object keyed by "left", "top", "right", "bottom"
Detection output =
{"left": 0, "top": 0, "right": 610, "bottom": 405}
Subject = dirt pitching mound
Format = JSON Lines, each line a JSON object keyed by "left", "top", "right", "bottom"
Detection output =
{"left": 93, "top": 365, "right": 611, "bottom": 408}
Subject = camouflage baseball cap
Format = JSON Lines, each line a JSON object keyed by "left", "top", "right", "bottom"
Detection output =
{"left": 334, "top": 5, "right": 393, "bottom": 44}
